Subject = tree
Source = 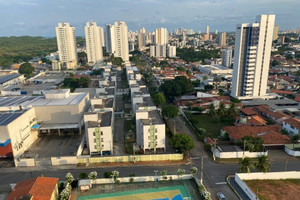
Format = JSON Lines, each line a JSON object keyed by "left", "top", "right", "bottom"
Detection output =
{"left": 79, "top": 76, "right": 91, "bottom": 87}
{"left": 177, "top": 168, "right": 185, "bottom": 179}
{"left": 204, "top": 84, "right": 214, "bottom": 91}
{"left": 160, "top": 170, "right": 168, "bottom": 180}
{"left": 255, "top": 155, "right": 271, "bottom": 173}
{"left": 79, "top": 173, "right": 88, "bottom": 179}
{"left": 286, "top": 54, "right": 293, "bottom": 60}
{"left": 65, "top": 173, "right": 74, "bottom": 184}
{"left": 153, "top": 92, "right": 166, "bottom": 106}
{"left": 88, "top": 171, "right": 97, "bottom": 183}
{"left": 170, "top": 133, "right": 195, "bottom": 153}
{"left": 111, "top": 170, "right": 119, "bottom": 183}
{"left": 160, "top": 80, "right": 181, "bottom": 101}
{"left": 291, "top": 135, "right": 300, "bottom": 149}
{"left": 239, "top": 157, "right": 254, "bottom": 173}
{"left": 162, "top": 105, "right": 178, "bottom": 118}
{"left": 271, "top": 59, "right": 280, "bottom": 66}
{"left": 174, "top": 76, "right": 194, "bottom": 94}
{"left": 217, "top": 103, "right": 226, "bottom": 118}
{"left": 60, "top": 183, "right": 71, "bottom": 200}
{"left": 190, "top": 167, "right": 198, "bottom": 177}
{"left": 192, "top": 80, "right": 201, "bottom": 87}
{"left": 203, "top": 75, "right": 208, "bottom": 81}
{"left": 208, "top": 103, "right": 216, "bottom": 117}
{"left": 227, "top": 102, "right": 239, "bottom": 118}
{"left": 19, "top": 62, "right": 34, "bottom": 77}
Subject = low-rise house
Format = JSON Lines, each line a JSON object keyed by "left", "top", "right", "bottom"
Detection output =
{"left": 255, "top": 105, "right": 290, "bottom": 125}
{"left": 7, "top": 177, "right": 59, "bottom": 200}
{"left": 235, "top": 115, "right": 267, "bottom": 126}
{"left": 222, "top": 124, "right": 290, "bottom": 146}
{"left": 282, "top": 117, "right": 300, "bottom": 135}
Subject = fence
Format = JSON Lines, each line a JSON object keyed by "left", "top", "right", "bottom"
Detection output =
{"left": 51, "top": 156, "right": 78, "bottom": 165}
{"left": 235, "top": 171, "right": 300, "bottom": 200}
{"left": 94, "top": 174, "right": 193, "bottom": 184}
{"left": 89, "top": 154, "right": 183, "bottom": 164}
{"left": 284, "top": 144, "right": 300, "bottom": 157}
{"left": 14, "top": 158, "right": 35, "bottom": 167}
{"left": 214, "top": 148, "right": 268, "bottom": 159}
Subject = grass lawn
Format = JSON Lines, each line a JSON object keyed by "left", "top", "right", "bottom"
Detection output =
{"left": 245, "top": 179, "right": 300, "bottom": 200}
{"left": 188, "top": 114, "right": 234, "bottom": 138}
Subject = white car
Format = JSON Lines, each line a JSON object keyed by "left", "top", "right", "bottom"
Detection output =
{"left": 217, "top": 192, "right": 227, "bottom": 200}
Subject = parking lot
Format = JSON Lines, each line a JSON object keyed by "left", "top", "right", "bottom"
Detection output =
{"left": 24, "top": 134, "right": 84, "bottom": 158}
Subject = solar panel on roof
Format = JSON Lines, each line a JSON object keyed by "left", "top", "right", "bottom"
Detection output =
{"left": 0, "top": 112, "right": 23, "bottom": 126}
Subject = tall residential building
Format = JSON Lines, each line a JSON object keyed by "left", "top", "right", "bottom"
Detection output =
{"left": 222, "top": 48, "right": 232, "bottom": 68}
{"left": 85, "top": 22, "right": 103, "bottom": 65}
{"left": 219, "top": 32, "right": 227, "bottom": 47}
{"left": 138, "top": 27, "right": 146, "bottom": 51}
{"left": 105, "top": 22, "right": 129, "bottom": 62}
{"left": 167, "top": 45, "right": 176, "bottom": 58}
{"left": 231, "top": 15, "right": 275, "bottom": 100}
{"left": 150, "top": 45, "right": 166, "bottom": 58}
{"left": 155, "top": 28, "right": 168, "bottom": 45}
{"left": 273, "top": 25, "right": 279, "bottom": 40}
{"left": 204, "top": 25, "right": 210, "bottom": 40}
{"left": 99, "top": 26, "right": 105, "bottom": 47}
{"left": 55, "top": 23, "right": 77, "bottom": 68}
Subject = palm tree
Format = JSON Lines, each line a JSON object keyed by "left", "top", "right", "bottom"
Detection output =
{"left": 217, "top": 103, "right": 226, "bottom": 118}
{"left": 239, "top": 157, "right": 254, "bottom": 173}
{"left": 208, "top": 103, "right": 216, "bottom": 117}
{"left": 227, "top": 102, "right": 238, "bottom": 118}
{"left": 255, "top": 155, "right": 271, "bottom": 173}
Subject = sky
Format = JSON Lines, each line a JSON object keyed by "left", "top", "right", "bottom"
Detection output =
{"left": 0, "top": 0, "right": 299, "bottom": 37}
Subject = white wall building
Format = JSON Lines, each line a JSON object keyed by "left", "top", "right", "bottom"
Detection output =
{"left": 136, "top": 110, "right": 166, "bottom": 153}
{"left": 84, "top": 111, "right": 113, "bottom": 155}
{"left": 222, "top": 48, "right": 232, "bottom": 68}
{"left": 282, "top": 118, "right": 300, "bottom": 136}
{"left": 138, "top": 27, "right": 146, "bottom": 51}
{"left": 167, "top": 45, "right": 176, "bottom": 58}
{"left": 105, "top": 21, "right": 129, "bottom": 62}
{"left": 155, "top": 28, "right": 168, "bottom": 45}
{"left": 85, "top": 22, "right": 103, "bottom": 65}
{"left": 55, "top": 23, "right": 77, "bottom": 68}
{"left": 231, "top": 15, "right": 275, "bottom": 100}
{"left": 52, "top": 60, "right": 61, "bottom": 71}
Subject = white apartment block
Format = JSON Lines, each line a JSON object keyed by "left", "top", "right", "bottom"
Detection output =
{"left": 222, "top": 48, "right": 232, "bottom": 68}
{"left": 231, "top": 15, "right": 275, "bottom": 100}
{"left": 85, "top": 22, "right": 103, "bottom": 65}
{"left": 155, "top": 28, "right": 168, "bottom": 45}
{"left": 167, "top": 45, "right": 176, "bottom": 58}
{"left": 219, "top": 32, "right": 227, "bottom": 47}
{"left": 51, "top": 60, "right": 61, "bottom": 71}
{"left": 55, "top": 23, "right": 77, "bottom": 68}
{"left": 150, "top": 45, "right": 166, "bottom": 58}
{"left": 136, "top": 110, "right": 166, "bottom": 153}
{"left": 105, "top": 21, "right": 129, "bottom": 62}
{"left": 84, "top": 111, "right": 113, "bottom": 156}
{"left": 138, "top": 27, "right": 146, "bottom": 51}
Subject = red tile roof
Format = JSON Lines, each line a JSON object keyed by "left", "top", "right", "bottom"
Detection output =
{"left": 223, "top": 124, "right": 290, "bottom": 144}
{"left": 270, "top": 89, "right": 293, "bottom": 95}
{"left": 294, "top": 96, "right": 300, "bottom": 102}
{"left": 284, "top": 117, "right": 300, "bottom": 130}
{"left": 255, "top": 105, "right": 289, "bottom": 120}
{"left": 240, "top": 107, "right": 257, "bottom": 116}
{"left": 7, "top": 177, "right": 58, "bottom": 200}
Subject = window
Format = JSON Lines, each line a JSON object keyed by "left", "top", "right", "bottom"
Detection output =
{"left": 148, "top": 129, "right": 150, "bottom": 132}
{"left": 94, "top": 139, "right": 96, "bottom": 142}
{"left": 155, "top": 135, "right": 157, "bottom": 139}
{"left": 93, "top": 132, "right": 95, "bottom": 136}
{"left": 101, "top": 131, "right": 103, "bottom": 136}
{"left": 101, "top": 138, "right": 104, "bottom": 142}
{"left": 94, "top": 145, "right": 97, "bottom": 149}
{"left": 102, "top": 144, "right": 104, "bottom": 147}
{"left": 155, "top": 128, "right": 157, "bottom": 133}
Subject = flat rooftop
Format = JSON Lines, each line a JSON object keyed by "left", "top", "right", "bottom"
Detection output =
{"left": 137, "top": 97, "right": 155, "bottom": 107}
{"left": 141, "top": 110, "right": 164, "bottom": 125}
{"left": 100, "top": 111, "right": 112, "bottom": 127}
{"left": 0, "top": 92, "right": 87, "bottom": 108}
{"left": 98, "top": 88, "right": 114, "bottom": 96}
{"left": 242, "top": 98, "right": 299, "bottom": 111}
{"left": 74, "top": 88, "right": 96, "bottom": 99}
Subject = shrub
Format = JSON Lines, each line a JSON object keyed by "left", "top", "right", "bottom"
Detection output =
{"left": 129, "top": 177, "right": 134, "bottom": 183}
{"left": 204, "top": 143, "right": 212, "bottom": 152}
{"left": 198, "top": 128, "right": 206, "bottom": 135}
{"left": 79, "top": 173, "right": 88, "bottom": 179}
{"left": 104, "top": 172, "right": 113, "bottom": 178}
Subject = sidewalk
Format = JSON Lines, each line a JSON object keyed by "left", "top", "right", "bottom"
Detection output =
{"left": 228, "top": 176, "right": 251, "bottom": 200}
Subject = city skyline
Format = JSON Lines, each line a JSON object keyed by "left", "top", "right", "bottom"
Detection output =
{"left": 0, "top": 0, "right": 299, "bottom": 36}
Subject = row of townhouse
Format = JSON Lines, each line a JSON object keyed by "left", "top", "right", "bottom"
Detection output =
{"left": 126, "top": 66, "right": 166, "bottom": 154}
{"left": 81, "top": 65, "right": 117, "bottom": 156}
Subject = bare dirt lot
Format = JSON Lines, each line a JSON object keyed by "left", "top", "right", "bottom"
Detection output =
{"left": 245, "top": 179, "right": 300, "bottom": 200}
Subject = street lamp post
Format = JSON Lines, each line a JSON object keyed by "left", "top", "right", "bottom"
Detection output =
{"left": 200, "top": 156, "right": 207, "bottom": 185}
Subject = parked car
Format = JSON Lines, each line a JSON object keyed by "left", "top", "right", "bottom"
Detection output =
{"left": 217, "top": 192, "right": 227, "bottom": 200}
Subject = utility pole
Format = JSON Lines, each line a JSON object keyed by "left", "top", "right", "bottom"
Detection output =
{"left": 243, "top": 140, "right": 246, "bottom": 159}
{"left": 200, "top": 156, "right": 205, "bottom": 185}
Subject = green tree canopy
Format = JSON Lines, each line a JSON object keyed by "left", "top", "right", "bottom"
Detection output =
{"left": 159, "top": 80, "right": 181, "bottom": 101}
{"left": 19, "top": 62, "right": 34, "bottom": 76}
{"left": 255, "top": 155, "right": 271, "bottom": 173}
{"left": 170, "top": 133, "right": 195, "bottom": 153}
{"left": 162, "top": 105, "right": 178, "bottom": 118}
{"left": 153, "top": 92, "right": 166, "bottom": 106}
{"left": 239, "top": 157, "right": 254, "bottom": 173}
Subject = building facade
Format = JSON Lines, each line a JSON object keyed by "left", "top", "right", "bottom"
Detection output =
{"left": 222, "top": 48, "right": 232, "bottom": 68}
{"left": 85, "top": 22, "right": 104, "bottom": 65}
{"left": 138, "top": 27, "right": 146, "bottom": 51}
{"left": 55, "top": 23, "right": 77, "bottom": 68}
{"left": 155, "top": 28, "right": 168, "bottom": 45}
{"left": 231, "top": 15, "right": 275, "bottom": 100}
{"left": 219, "top": 32, "right": 227, "bottom": 47}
